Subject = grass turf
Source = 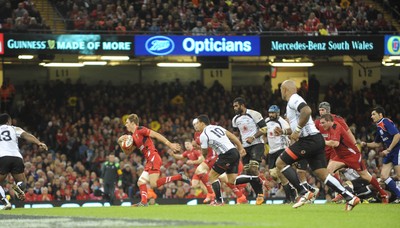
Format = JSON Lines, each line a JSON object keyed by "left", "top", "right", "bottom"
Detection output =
{"left": 1, "top": 203, "right": 398, "bottom": 227}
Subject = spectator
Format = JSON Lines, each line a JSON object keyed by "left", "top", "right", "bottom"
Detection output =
{"left": 14, "top": 3, "right": 28, "bottom": 18}
{"left": 191, "top": 21, "right": 207, "bottom": 35}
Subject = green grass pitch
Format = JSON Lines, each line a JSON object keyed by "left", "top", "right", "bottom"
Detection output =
{"left": 1, "top": 203, "right": 398, "bottom": 227}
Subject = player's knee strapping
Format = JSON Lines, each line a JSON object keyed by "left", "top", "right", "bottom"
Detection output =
{"left": 17, "top": 181, "right": 26, "bottom": 191}
{"left": 249, "top": 160, "right": 259, "bottom": 170}
{"left": 243, "top": 164, "right": 250, "bottom": 174}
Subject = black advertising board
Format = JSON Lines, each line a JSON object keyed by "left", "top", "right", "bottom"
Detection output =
{"left": 260, "top": 35, "right": 384, "bottom": 56}
{"left": 1, "top": 33, "right": 133, "bottom": 55}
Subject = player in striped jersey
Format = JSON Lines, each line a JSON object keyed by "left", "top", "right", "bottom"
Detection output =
{"left": 275, "top": 80, "right": 359, "bottom": 210}
{"left": 0, "top": 113, "right": 48, "bottom": 210}
{"left": 265, "top": 105, "right": 296, "bottom": 203}
{"left": 232, "top": 97, "right": 269, "bottom": 205}
{"left": 195, "top": 115, "right": 266, "bottom": 205}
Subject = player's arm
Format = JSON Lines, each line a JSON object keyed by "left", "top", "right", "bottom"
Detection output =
{"left": 18, "top": 127, "right": 48, "bottom": 151}
{"left": 289, "top": 102, "right": 311, "bottom": 141}
{"left": 389, "top": 133, "right": 400, "bottom": 151}
{"left": 325, "top": 139, "right": 339, "bottom": 147}
{"left": 168, "top": 150, "right": 184, "bottom": 160}
{"left": 275, "top": 117, "right": 292, "bottom": 136}
{"left": 199, "top": 134, "right": 209, "bottom": 157}
{"left": 383, "top": 133, "right": 400, "bottom": 155}
{"left": 150, "top": 130, "right": 181, "bottom": 152}
{"left": 325, "top": 126, "right": 342, "bottom": 147}
{"left": 189, "top": 154, "right": 205, "bottom": 165}
{"left": 346, "top": 129, "right": 357, "bottom": 145}
{"left": 361, "top": 132, "right": 383, "bottom": 149}
{"left": 226, "top": 130, "right": 246, "bottom": 157}
{"left": 252, "top": 119, "right": 268, "bottom": 139}
{"left": 361, "top": 141, "right": 382, "bottom": 148}
{"left": 383, "top": 120, "right": 400, "bottom": 153}
{"left": 247, "top": 111, "right": 267, "bottom": 142}
{"left": 337, "top": 117, "right": 356, "bottom": 144}
{"left": 297, "top": 104, "right": 311, "bottom": 129}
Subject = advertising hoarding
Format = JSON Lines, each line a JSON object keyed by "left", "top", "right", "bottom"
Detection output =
{"left": 261, "top": 36, "right": 383, "bottom": 56}
{"left": 3, "top": 34, "right": 133, "bottom": 55}
{"left": 135, "top": 35, "right": 260, "bottom": 56}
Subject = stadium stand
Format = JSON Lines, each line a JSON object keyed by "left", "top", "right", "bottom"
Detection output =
{"left": 1, "top": 0, "right": 398, "bottom": 33}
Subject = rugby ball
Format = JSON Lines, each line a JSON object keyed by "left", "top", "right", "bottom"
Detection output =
{"left": 119, "top": 135, "right": 134, "bottom": 154}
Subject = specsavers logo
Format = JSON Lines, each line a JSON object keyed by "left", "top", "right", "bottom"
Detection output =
{"left": 0, "top": 33, "right": 4, "bottom": 55}
{"left": 386, "top": 36, "right": 400, "bottom": 55}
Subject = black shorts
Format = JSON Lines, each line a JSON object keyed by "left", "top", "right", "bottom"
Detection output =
{"left": 267, "top": 149, "right": 285, "bottom": 169}
{"left": 212, "top": 149, "right": 240, "bottom": 175}
{"left": 242, "top": 143, "right": 264, "bottom": 165}
{"left": 0, "top": 156, "right": 25, "bottom": 175}
{"left": 294, "top": 159, "right": 309, "bottom": 170}
{"left": 280, "top": 134, "right": 327, "bottom": 171}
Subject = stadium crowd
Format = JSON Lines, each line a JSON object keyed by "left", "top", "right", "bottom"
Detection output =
{"left": 1, "top": 76, "right": 399, "bottom": 204}
{"left": 0, "top": 0, "right": 398, "bottom": 34}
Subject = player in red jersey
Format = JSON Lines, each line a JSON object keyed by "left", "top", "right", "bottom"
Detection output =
{"left": 123, "top": 114, "right": 191, "bottom": 207}
{"left": 320, "top": 114, "right": 389, "bottom": 203}
{"left": 193, "top": 119, "right": 248, "bottom": 204}
{"left": 168, "top": 139, "right": 207, "bottom": 193}
{"left": 315, "top": 101, "right": 356, "bottom": 162}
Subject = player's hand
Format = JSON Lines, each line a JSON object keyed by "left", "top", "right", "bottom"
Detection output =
{"left": 290, "top": 131, "right": 300, "bottom": 141}
{"left": 118, "top": 180, "right": 122, "bottom": 187}
{"left": 239, "top": 148, "right": 246, "bottom": 157}
{"left": 38, "top": 142, "right": 48, "bottom": 151}
{"left": 169, "top": 143, "right": 181, "bottom": 153}
{"left": 274, "top": 127, "right": 283, "bottom": 136}
{"left": 380, "top": 149, "right": 390, "bottom": 157}
{"left": 187, "top": 160, "right": 193, "bottom": 165}
{"left": 245, "top": 136, "right": 255, "bottom": 144}
{"left": 166, "top": 149, "right": 174, "bottom": 155}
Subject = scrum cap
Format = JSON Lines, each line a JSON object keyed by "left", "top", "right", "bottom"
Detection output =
{"left": 318, "top": 102, "right": 331, "bottom": 113}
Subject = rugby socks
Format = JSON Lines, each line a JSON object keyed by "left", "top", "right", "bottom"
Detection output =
{"left": 281, "top": 165, "right": 308, "bottom": 195}
{"left": 139, "top": 184, "right": 148, "bottom": 204}
{"left": 0, "top": 186, "right": 10, "bottom": 205}
{"left": 300, "top": 181, "right": 316, "bottom": 192}
{"left": 384, "top": 177, "right": 400, "bottom": 198}
{"left": 325, "top": 174, "right": 354, "bottom": 201}
{"left": 235, "top": 175, "right": 262, "bottom": 194}
{"left": 333, "top": 173, "right": 342, "bottom": 183}
{"left": 211, "top": 180, "right": 223, "bottom": 203}
{"left": 283, "top": 184, "right": 296, "bottom": 202}
{"left": 199, "top": 173, "right": 214, "bottom": 194}
{"left": 226, "top": 183, "right": 243, "bottom": 198}
{"left": 156, "top": 175, "right": 181, "bottom": 187}
{"left": 369, "top": 177, "right": 388, "bottom": 197}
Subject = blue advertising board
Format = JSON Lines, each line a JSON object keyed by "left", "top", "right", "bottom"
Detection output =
{"left": 135, "top": 35, "right": 260, "bottom": 56}
{"left": 384, "top": 35, "right": 400, "bottom": 55}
